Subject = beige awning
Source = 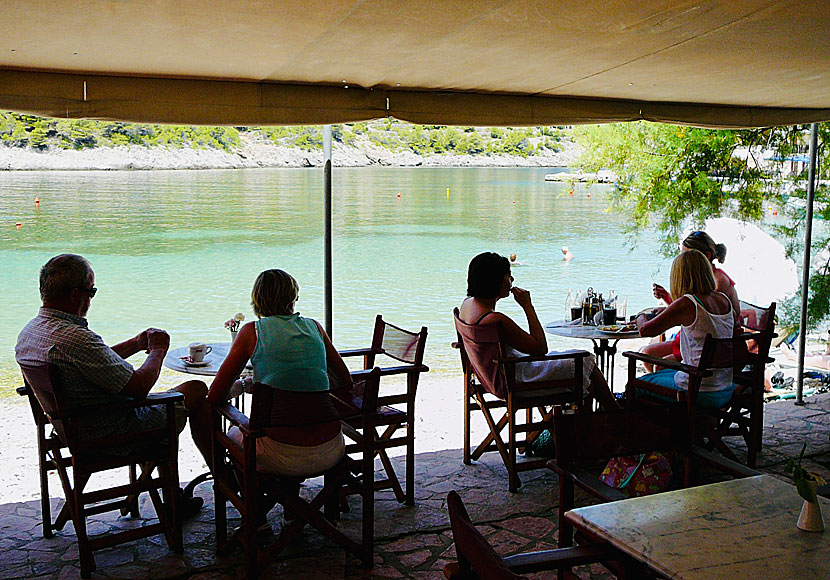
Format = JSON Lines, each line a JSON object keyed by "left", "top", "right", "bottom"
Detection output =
{"left": 1, "top": 0, "right": 829, "bottom": 128}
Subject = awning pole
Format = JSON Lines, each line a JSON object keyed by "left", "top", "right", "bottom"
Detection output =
{"left": 796, "top": 122, "right": 818, "bottom": 405}
{"left": 323, "top": 125, "right": 333, "bottom": 338}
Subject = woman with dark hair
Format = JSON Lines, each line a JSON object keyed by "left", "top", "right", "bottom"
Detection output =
{"left": 458, "top": 252, "right": 617, "bottom": 409}
{"left": 206, "top": 268, "right": 353, "bottom": 476}
{"left": 642, "top": 230, "right": 740, "bottom": 371}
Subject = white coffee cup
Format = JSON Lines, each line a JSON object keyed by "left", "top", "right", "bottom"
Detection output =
{"left": 188, "top": 342, "right": 212, "bottom": 362}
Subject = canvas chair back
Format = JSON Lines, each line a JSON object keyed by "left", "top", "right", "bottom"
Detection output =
{"left": 733, "top": 301, "right": 775, "bottom": 389}
{"left": 453, "top": 308, "right": 506, "bottom": 399}
{"left": 372, "top": 315, "right": 427, "bottom": 366}
{"left": 738, "top": 300, "right": 776, "bottom": 334}
{"left": 18, "top": 358, "right": 72, "bottom": 447}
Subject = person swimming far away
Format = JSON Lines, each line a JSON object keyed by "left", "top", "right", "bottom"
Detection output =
{"left": 561, "top": 246, "right": 574, "bottom": 262}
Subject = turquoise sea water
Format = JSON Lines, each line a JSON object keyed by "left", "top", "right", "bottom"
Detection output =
{"left": 0, "top": 167, "right": 669, "bottom": 393}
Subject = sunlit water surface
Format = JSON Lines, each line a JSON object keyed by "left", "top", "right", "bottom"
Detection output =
{"left": 0, "top": 167, "right": 670, "bottom": 394}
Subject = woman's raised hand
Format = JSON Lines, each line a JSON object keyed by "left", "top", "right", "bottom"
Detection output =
{"left": 652, "top": 283, "right": 670, "bottom": 302}
{"left": 511, "top": 286, "right": 533, "bottom": 309}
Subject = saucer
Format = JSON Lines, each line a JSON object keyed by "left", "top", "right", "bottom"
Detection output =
{"left": 181, "top": 356, "right": 210, "bottom": 367}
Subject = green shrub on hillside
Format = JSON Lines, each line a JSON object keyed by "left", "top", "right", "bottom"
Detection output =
{"left": 0, "top": 111, "right": 567, "bottom": 159}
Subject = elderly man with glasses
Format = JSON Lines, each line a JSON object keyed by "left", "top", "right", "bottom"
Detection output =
{"left": 15, "top": 254, "right": 209, "bottom": 514}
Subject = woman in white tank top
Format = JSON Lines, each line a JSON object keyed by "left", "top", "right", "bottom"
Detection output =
{"left": 634, "top": 250, "right": 735, "bottom": 408}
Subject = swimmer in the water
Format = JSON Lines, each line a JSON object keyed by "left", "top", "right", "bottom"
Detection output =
{"left": 561, "top": 246, "right": 574, "bottom": 262}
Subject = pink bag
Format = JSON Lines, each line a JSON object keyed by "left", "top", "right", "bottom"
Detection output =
{"left": 599, "top": 452, "right": 672, "bottom": 497}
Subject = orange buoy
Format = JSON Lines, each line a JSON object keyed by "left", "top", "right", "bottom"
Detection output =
{"left": 569, "top": 188, "right": 574, "bottom": 196}
{"left": 773, "top": 210, "right": 778, "bottom": 216}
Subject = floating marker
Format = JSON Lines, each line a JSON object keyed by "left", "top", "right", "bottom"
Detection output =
{"left": 446, "top": 187, "right": 450, "bottom": 198}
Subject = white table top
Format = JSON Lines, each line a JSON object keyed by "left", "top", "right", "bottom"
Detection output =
{"left": 545, "top": 320, "right": 640, "bottom": 341}
{"left": 163, "top": 342, "right": 230, "bottom": 376}
{"left": 565, "top": 475, "right": 830, "bottom": 580}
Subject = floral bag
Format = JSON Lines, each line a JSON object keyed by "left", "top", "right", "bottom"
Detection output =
{"left": 599, "top": 452, "right": 672, "bottom": 497}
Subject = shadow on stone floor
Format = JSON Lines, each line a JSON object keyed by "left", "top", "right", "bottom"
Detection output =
{"left": 2, "top": 393, "right": 828, "bottom": 579}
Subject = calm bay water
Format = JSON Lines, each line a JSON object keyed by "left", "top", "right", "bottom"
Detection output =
{"left": 0, "top": 167, "right": 669, "bottom": 393}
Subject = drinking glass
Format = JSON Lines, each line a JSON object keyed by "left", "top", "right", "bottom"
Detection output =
{"left": 617, "top": 298, "right": 627, "bottom": 321}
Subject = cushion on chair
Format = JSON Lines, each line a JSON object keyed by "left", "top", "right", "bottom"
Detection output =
{"left": 447, "top": 491, "right": 527, "bottom": 580}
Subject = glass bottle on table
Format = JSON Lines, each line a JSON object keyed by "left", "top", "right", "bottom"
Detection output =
{"left": 582, "top": 288, "right": 594, "bottom": 325}
{"left": 570, "top": 290, "right": 583, "bottom": 321}
{"left": 603, "top": 291, "right": 617, "bottom": 325}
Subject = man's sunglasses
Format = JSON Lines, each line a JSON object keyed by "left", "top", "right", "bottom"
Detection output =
{"left": 77, "top": 286, "right": 98, "bottom": 297}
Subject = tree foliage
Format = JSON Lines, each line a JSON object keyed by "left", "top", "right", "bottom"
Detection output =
{"left": 575, "top": 121, "right": 830, "bottom": 328}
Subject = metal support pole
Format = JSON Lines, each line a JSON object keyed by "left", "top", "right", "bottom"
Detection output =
{"left": 796, "top": 122, "right": 818, "bottom": 405}
{"left": 323, "top": 125, "right": 333, "bottom": 338}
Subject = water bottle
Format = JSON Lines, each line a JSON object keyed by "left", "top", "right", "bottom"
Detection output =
{"left": 582, "top": 288, "right": 593, "bottom": 325}
{"left": 565, "top": 289, "right": 573, "bottom": 319}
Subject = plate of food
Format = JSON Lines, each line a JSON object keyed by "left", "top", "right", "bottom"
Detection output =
{"left": 597, "top": 322, "right": 639, "bottom": 335}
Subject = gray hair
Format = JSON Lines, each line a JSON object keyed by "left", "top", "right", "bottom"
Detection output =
{"left": 39, "top": 254, "right": 93, "bottom": 303}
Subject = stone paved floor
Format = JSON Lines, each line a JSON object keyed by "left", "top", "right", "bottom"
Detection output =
{"left": 2, "top": 393, "right": 829, "bottom": 580}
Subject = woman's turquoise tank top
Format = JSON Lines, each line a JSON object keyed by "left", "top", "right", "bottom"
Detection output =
{"left": 251, "top": 314, "right": 329, "bottom": 392}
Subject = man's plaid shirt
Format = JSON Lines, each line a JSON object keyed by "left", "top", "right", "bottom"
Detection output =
{"left": 15, "top": 307, "right": 155, "bottom": 441}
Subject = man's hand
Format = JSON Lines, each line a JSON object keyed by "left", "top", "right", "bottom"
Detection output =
{"left": 146, "top": 328, "right": 170, "bottom": 353}
{"left": 511, "top": 286, "right": 533, "bottom": 309}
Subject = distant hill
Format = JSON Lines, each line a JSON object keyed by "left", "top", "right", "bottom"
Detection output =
{"left": 0, "top": 112, "right": 581, "bottom": 170}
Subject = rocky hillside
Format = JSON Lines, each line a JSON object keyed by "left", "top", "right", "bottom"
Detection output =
{"left": 0, "top": 113, "right": 582, "bottom": 170}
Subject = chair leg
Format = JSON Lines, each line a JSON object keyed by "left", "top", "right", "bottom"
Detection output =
{"left": 125, "top": 464, "right": 140, "bottom": 517}
{"left": 214, "top": 478, "right": 228, "bottom": 549}
{"left": 406, "top": 422, "right": 415, "bottom": 506}
{"left": 463, "top": 377, "right": 472, "bottom": 465}
{"left": 242, "top": 474, "right": 259, "bottom": 580}
{"left": 72, "top": 472, "right": 95, "bottom": 578}
{"left": 36, "top": 419, "right": 53, "bottom": 538}
{"left": 507, "top": 396, "right": 520, "bottom": 493}
{"left": 362, "top": 437, "right": 375, "bottom": 567}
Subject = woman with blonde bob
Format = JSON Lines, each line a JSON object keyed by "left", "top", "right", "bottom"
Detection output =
{"left": 635, "top": 250, "right": 735, "bottom": 408}
{"left": 207, "top": 269, "right": 353, "bottom": 476}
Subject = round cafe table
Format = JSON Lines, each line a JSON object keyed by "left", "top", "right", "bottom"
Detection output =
{"left": 162, "top": 341, "right": 245, "bottom": 498}
{"left": 163, "top": 342, "right": 231, "bottom": 376}
{"left": 545, "top": 320, "right": 640, "bottom": 389}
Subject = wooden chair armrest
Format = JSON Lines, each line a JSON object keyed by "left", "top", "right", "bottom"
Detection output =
{"left": 376, "top": 364, "right": 429, "bottom": 376}
{"left": 504, "top": 544, "right": 622, "bottom": 573}
{"left": 499, "top": 351, "right": 591, "bottom": 365}
{"left": 628, "top": 377, "right": 687, "bottom": 402}
{"left": 687, "top": 445, "right": 761, "bottom": 478}
{"left": 451, "top": 341, "right": 461, "bottom": 350}
{"left": 16, "top": 386, "right": 30, "bottom": 397}
{"left": 349, "top": 368, "right": 376, "bottom": 381}
{"left": 331, "top": 392, "right": 363, "bottom": 418}
{"left": 547, "top": 461, "right": 628, "bottom": 502}
{"left": 623, "top": 350, "right": 712, "bottom": 377}
{"left": 339, "top": 347, "right": 382, "bottom": 358}
{"left": 213, "top": 401, "right": 264, "bottom": 438}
